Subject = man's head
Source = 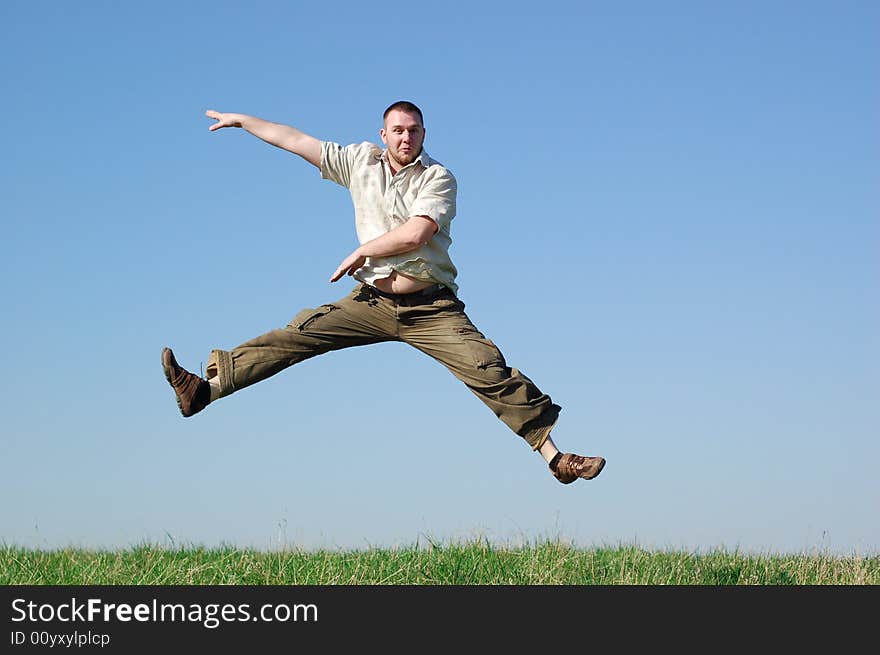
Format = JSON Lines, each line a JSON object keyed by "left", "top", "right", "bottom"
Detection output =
{"left": 380, "top": 100, "right": 425, "bottom": 170}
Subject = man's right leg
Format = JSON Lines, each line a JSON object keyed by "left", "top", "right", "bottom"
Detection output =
{"left": 162, "top": 285, "right": 396, "bottom": 416}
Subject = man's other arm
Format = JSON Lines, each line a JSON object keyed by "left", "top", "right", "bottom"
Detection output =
{"left": 205, "top": 109, "right": 322, "bottom": 168}
{"left": 329, "top": 216, "right": 438, "bottom": 283}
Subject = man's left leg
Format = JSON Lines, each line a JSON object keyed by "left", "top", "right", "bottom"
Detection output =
{"left": 398, "top": 292, "right": 604, "bottom": 483}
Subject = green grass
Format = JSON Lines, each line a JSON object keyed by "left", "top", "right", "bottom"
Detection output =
{"left": 2, "top": 540, "right": 877, "bottom": 584}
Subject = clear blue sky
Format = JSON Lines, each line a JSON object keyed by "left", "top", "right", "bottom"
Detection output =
{"left": 2, "top": 1, "right": 877, "bottom": 556}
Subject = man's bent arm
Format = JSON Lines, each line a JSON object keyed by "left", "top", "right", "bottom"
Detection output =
{"left": 330, "top": 216, "right": 437, "bottom": 282}
{"left": 205, "top": 110, "right": 322, "bottom": 168}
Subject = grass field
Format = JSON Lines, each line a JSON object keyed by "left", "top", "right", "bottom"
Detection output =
{"left": 2, "top": 540, "right": 877, "bottom": 584}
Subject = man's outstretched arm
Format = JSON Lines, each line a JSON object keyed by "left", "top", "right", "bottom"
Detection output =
{"left": 205, "top": 109, "right": 322, "bottom": 168}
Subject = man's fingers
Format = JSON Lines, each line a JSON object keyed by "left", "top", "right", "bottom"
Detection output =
{"left": 205, "top": 109, "right": 224, "bottom": 130}
{"left": 330, "top": 254, "right": 364, "bottom": 283}
{"left": 330, "top": 264, "right": 356, "bottom": 282}
{"left": 329, "top": 265, "right": 345, "bottom": 283}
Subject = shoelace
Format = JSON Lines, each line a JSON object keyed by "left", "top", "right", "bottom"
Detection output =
{"left": 554, "top": 454, "right": 574, "bottom": 479}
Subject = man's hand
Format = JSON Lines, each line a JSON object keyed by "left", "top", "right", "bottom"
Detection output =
{"left": 206, "top": 109, "right": 243, "bottom": 131}
{"left": 330, "top": 250, "right": 366, "bottom": 283}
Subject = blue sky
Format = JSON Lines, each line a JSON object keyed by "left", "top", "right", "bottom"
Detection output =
{"left": 1, "top": 1, "right": 877, "bottom": 556}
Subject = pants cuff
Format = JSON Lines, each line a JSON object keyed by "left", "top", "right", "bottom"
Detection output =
{"left": 523, "top": 404, "right": 561, "bottom": 451}
{"left": 206, "top": 349, "right": 235, "bottom": 398}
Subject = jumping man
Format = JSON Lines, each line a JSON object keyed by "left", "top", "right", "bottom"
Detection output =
{"left": 162, "top": 101, "right": 605, "bottom": 485}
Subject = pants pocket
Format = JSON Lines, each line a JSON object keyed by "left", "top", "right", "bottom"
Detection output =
{"left": 457, "top": 327, "right": 506, "bottom": 369}
{"left": 289, "top": 304, "right": 338, "bottom": 331}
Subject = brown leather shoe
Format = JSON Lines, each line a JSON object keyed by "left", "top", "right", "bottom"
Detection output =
{"left": 551, "top": 453, "right": 606, "bottom": 484}
{"left": 161, "top": 347, "right": 210, "bottom": 417}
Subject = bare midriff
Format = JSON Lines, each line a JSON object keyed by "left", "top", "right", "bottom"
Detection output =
{"left": 374, "top": 270, "right": 435, "bottom": 294}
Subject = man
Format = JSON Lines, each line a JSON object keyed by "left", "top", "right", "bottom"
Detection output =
{"left": 162, "top": 101, "right": 605, "bottom": 485}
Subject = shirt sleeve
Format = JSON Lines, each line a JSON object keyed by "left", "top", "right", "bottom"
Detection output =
{"left": 320, "top": 141, "right": 355, "bottom": 188}
{"left": 409, "top": 166, "right": 457, "bottom": 233}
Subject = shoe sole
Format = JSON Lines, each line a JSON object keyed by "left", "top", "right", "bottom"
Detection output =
{"left": 161, "top": 347, "right": 188, "bottom": 417}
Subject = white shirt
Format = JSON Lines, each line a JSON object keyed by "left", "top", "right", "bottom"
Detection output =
{"left": 320, "top": 140, "right": 459, "bottom": 294}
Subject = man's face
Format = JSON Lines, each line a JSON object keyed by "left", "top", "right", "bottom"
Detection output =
{"left": 380, "top": 109, "right": 425, "bottom": 169}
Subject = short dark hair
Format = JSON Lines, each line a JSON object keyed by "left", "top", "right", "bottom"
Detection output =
{"left": 383, "top": 100, "right": 424, "bottom": 126}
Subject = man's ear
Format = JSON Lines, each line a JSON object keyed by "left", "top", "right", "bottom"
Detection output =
{"left": 379, "top": 127, "right": 387, "bottom": 145}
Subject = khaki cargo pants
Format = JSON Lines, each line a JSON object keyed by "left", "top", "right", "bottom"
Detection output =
{"left": 206, "top": 283, "right": 560, "bottom": 450}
